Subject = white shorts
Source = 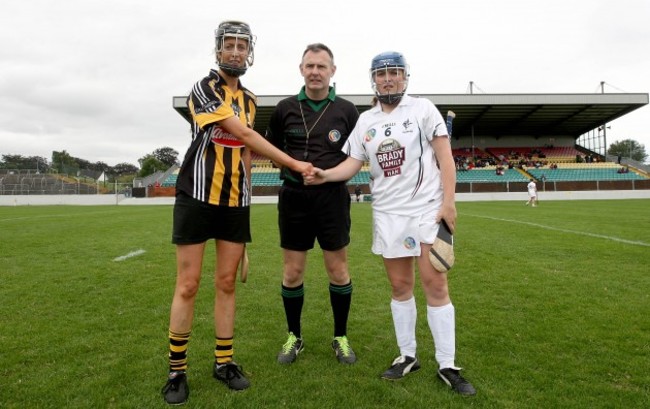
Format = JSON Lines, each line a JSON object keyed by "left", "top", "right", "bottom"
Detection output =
{"left": 371, "top": 207, "right": 440, "bottom": 258}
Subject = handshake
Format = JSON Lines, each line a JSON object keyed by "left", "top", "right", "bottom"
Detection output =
{"left": 301, "top": 167, "right": 326, "bottom": 185}
{"left": 293, "top": 157, "right": 359, "bottom": 186}
{"left": 290, "top": 161, "right": 328, "bottom": 185}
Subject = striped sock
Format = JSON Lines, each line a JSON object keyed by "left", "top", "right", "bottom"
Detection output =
{"left": 168, "top": 329, "right": 191, "bottom": 372}
{"left": 215, "top": 337, "right": 234, "bottom": 365}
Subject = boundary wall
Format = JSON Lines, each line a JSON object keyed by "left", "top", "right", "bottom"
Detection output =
{"left": 2, "top": 190, "right": 650, "bottom": 206}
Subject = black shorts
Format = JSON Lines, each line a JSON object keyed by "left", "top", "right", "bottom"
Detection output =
{"left": 172, "top": 193, "right": 251, "bottom": 245}
{"left": 278, "top": 183, "right": 351, "bottom": 251}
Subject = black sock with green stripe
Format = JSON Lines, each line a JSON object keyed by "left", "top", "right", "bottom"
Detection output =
{"left": 330, "top": 281, "right": 352, "bottom": 337}
{"left": 281, "top": 283, "right": 304, "bottom": 338}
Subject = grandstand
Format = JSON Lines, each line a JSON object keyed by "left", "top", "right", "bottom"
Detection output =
{"left": 5, "top": 91, "right": 649, "bottom": 198}
{"left": 528, "top": 162, "right": 646, "bottom": 181}
{"left": 456, "top": 168, "right": 529, "bottom": 183}
{"left": 251, "top": 165, "right": 281, "bottom": 186}
{"left": 171, "top": 91, "right": 649, "bottom": 196}
{"left": 161, "top": 167, "right": 179, "bottom": 187}
{"left": 486, "top": 146, "right": 583, "bottom": 163}
{"left": 250, "top": 148, "right": 649, "bottom": 193}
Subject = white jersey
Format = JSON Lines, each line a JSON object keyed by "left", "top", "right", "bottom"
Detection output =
{"left": 527, "top": 181, "right": 537, "bottom": 197}
{"left": 343, "top": 95, "right": 449, "bottom": 216}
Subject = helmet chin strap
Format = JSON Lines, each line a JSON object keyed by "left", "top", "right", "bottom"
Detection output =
{"left": 374, "top": 79, "right": 407, "bottom": 105}
{"left": 377, "top": 92, "right": 403, "bottom": 105}
{"left": 219, "top": 63, "right": 246, "bottom": 77}
{"left": 216, "top": 53, "right": 247, "bottom": 78}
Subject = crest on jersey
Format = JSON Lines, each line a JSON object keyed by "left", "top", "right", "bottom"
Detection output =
{"left": 364, "top": 128, "right": 376, "bottom": 142}
{"left": 403, "top": 236, "right": 416, "bottom": 250}
{"left": 231, "top": 102, "right": 242, "bottom": 116}
{"left": 376, "top": 138, "right": 405, "bottom": 177}
{"left": 328, "top": 130, "right": 342, "bottom": 143}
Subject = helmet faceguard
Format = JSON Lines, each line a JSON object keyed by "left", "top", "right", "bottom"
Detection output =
{"left": 369, "top": 51, "right": 409, "bottom": 105}
{"left": 215, "top": 20, "right": 256, "bottom": 77}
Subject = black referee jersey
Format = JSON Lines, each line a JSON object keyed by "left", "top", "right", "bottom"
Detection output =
{"left": 265, "top": 86, "right": 359, "bottom": 186}
{"left": 176, "top": 69, "right": 257, "bottom": 207}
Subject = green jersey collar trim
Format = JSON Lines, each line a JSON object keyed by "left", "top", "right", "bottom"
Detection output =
{"left": 298, "top": 86, "right": 336, "bottom": 111}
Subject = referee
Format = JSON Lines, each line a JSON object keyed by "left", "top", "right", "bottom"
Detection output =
{"left": 265, "top": 43, "right": 359, "bottom": 365}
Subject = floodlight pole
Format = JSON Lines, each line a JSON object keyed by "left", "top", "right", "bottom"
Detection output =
{"left": 600, "top": 81, "right": 607, "bottom": 162}
{"left": 602, "top": 124, "right": 607, "bottom": 161}
{"left": 469, "top": 81, "right": 475, "bottom": 159}
{"left": 628, "top": 140, "right": 633, "bottom": 161}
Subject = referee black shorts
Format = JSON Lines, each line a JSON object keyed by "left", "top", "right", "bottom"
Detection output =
{"left": 278, "top": 183, "right": 351, "bottom": 252}
{"left": 172, "top": 192, "right": 251, "bottom": 245}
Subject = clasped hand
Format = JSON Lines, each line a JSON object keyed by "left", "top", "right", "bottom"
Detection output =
{"left": 302, "top": 167, "right": 325, "bottom": 185}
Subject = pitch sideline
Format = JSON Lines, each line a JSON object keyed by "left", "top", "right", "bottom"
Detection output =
{"left": 462, "top": 213, "right": 650, "bottom": 247}
{"left": 113, "top": 249, "right": 147, "bottom": 261}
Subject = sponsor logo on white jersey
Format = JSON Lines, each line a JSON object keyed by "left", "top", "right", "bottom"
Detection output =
{"left": 376, "top": 138, "right": 405, "bottom": 177}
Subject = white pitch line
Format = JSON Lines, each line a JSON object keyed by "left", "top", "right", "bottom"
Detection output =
{"left": 463, "top": 214, "right": 650, "bottom": 247}
{"left": 113, "top": 249, "right": 147, "bottom": 261}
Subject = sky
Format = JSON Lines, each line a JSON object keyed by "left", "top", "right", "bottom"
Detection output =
{"left": 1, "top": 0, "right": 649, "bottom": 167}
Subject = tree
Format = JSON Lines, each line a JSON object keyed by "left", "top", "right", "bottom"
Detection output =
{"left": 75, "top": 157, "right": 92, "bottom": 170}
{"left": 151, "top": 147, "right": 179, "bottom": 168}
{"left": 52, "top": 150, "right": 78, "bottom": 173}
{"left": 90, "top": 161, "right": 111, "bottom": 173}
{"left": 608, "top": 139, "right": 647, "bottom": 163}
{"left": 138, "top": 155, "right": 166, "bottom": 177}
{"left": 0, "top": 154, "right": 50, "bottom": 172}
{"left": 113, "top": 162, "right": 139, "bottom": 176}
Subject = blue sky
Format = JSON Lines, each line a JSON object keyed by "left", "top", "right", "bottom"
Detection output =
{"left": 1, "top": 0, "right": 648, "bottom": 166}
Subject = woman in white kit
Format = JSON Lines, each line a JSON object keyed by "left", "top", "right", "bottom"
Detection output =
{"left": 305, "top": 51, "right": 476, "bottom": 396}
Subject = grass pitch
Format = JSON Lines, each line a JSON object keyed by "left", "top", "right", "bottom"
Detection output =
{"left": 1, "top": 200, "right": 649, "bottom": 408}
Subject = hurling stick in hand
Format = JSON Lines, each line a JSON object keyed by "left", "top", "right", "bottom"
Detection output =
{"left": 446, "top": 110, "right": 455, "bottom": 137}
{"left": 428, "top": 110, "right": 456, "bottom": 273}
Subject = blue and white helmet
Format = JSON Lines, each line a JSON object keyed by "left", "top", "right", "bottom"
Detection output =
{"left": 215, "top": 20, "right": 256, "bottom": 77}
{"left": 369, "top": 51, "right": 410, "bottom": 105}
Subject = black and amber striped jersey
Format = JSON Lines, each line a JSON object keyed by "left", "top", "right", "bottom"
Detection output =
{"left": 176, "top": 69, "right": 257, "bottom": 207}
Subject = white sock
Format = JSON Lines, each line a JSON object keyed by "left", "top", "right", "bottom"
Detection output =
{"left": 427, "top": 303, "right": 456, "bottom": 369}
{"left": 390, "top": 297, "right": 417, "bottom": 358}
